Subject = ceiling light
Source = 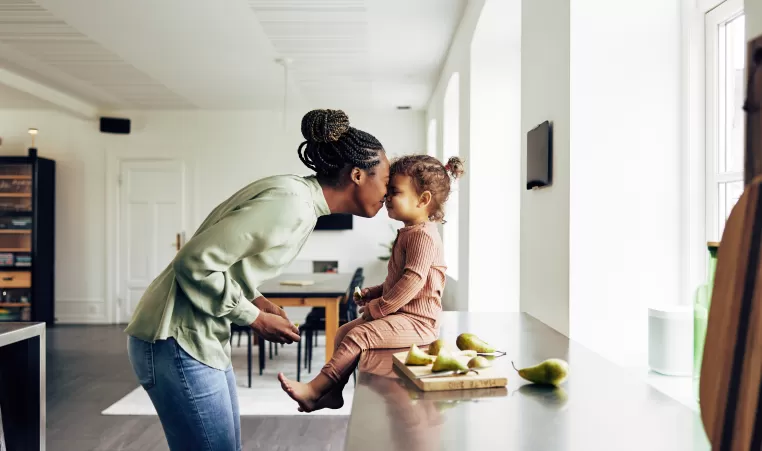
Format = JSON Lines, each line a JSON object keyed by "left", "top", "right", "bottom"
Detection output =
{"left": 28, "top": 128, "right": 38, "bottom": 148}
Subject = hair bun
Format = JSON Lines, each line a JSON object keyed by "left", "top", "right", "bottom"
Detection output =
{"left": 301, "top": 109, "right": 350, "bottom": 143}
{"left": 445, "top": 156, "right": 465, "bottom": 180}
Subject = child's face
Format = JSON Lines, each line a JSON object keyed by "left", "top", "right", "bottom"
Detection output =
{"left": 385, "top": 174, "right": 430, "bottom": 224}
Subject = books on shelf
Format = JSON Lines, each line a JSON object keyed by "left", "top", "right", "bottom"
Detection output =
{"left": 0, "top": 153, "right": 55, "bottom": 324}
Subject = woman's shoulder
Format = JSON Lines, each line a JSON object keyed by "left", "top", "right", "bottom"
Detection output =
{"left": 224, "top": 175, "right": 314, "bottom": 216}
{"left": 251, "top": 174, "right": 313, "bottom": 196}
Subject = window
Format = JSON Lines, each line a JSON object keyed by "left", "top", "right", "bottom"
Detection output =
{"left": 443, "top": 73, "right": 460, "bottom": 280}
{"left": 706, "top": 0, "right": 745, "bottom": 242}
{"left": 427, "top": 119, "right": 438, "bottom": 157}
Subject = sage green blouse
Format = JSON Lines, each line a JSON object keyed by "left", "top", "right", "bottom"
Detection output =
{"left": 124, "top": 175, "right": 330, "bottom": 370}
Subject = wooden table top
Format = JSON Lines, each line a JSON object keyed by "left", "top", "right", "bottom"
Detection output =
{"left": 257, "top": 272, "right": 354, "bottom": 298}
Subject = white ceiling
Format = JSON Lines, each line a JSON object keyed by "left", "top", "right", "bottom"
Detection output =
{"left": 0, "top": 82, "right": 54, "bottom": 109}
{"left": 0, "top": 0, "right": 466, "bottom": 112}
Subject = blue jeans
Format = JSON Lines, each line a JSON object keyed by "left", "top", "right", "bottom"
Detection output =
{"left": 127, "top": 336, "right": 241, "bottom": 451}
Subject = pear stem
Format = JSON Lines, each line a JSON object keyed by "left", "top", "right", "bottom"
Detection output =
{"left": 511, "top": 361, "right": 519, "bottom": 372}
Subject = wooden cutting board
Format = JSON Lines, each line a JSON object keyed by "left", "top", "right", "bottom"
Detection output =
{"left": 699, "top": 175, "right": 762, "bottom": 450}
{"left": 392, "top": 351, "right": 508, "bottom": 392}
{"left": 698, "top": 35, "right": 762, "bottom": 450}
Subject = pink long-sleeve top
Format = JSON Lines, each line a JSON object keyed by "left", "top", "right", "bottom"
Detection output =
{"left": 365, "top": 222, "right": 446, "bottom": 328}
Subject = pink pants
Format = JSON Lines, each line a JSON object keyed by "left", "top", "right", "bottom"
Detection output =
{"left": 320, "top": 314, "right": 438, "bottom": 383}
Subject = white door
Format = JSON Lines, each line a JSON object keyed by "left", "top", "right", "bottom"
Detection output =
{"left": 118, "top": 159, "right": 186, "bottom": 323}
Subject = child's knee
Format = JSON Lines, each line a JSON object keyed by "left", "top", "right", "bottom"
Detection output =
{"left": 345, "top": 327, "right": 373, "bottom": 350}
{"left": 336, "top": 322, "right": 353, "bottom": 337}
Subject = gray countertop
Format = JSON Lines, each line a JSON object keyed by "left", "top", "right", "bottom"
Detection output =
{"left": 0, "top": 322, "right": 44, "bottom": 348}
{"left": 345, "top": 312, "right": 710, "bottom": 451}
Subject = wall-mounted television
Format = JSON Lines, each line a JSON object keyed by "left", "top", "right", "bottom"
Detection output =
{"left": 526, "top": 120, "right": 553, "bottom": 190}
{"left": 315, "top": 213, "right": 353, "bottom": 230}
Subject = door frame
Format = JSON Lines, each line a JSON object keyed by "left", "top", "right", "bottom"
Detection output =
{"left": 105, "top": 154, "right": 194, "bottom": 324}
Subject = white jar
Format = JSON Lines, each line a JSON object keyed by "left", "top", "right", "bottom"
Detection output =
{"left": 648, "top": 305, "right": 694, "bottom": 376}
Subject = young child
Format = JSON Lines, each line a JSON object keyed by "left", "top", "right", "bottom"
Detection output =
{"left": 279, "top": 155, "right": 465, "bottom": 412}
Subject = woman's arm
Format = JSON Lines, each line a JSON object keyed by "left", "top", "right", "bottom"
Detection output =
{"left": 365, "top": 232, "right": 436, "bottom": 319}
{"left": 173, "top": 193, "right": 307, "bottom": 327}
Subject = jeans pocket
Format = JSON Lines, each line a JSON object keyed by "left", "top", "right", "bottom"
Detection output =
{"left": 127, "top": 336, "right": 156, "bottom": 389}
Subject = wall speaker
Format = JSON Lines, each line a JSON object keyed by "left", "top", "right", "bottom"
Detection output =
{"left": 99, "top": 117, "right": 131, "bottom": 134}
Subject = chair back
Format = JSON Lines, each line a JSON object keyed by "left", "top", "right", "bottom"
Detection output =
{"left": 345, "top": 268, "right": 364, "bottom": 322}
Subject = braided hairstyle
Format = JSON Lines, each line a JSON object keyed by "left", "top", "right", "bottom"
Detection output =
{"left": 390, "top": 155, "right": 465, "bottom": 223}
{"left": 298, "top": 109, "right": 385, "bottom": 185}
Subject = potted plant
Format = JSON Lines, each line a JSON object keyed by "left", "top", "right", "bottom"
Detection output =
{"left": 378, "top": 224, "right": 397, "bottom": 261}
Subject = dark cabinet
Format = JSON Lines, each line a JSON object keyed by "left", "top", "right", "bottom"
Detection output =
{"left": 0, "top": 149, "right": 55, "bottom": 326}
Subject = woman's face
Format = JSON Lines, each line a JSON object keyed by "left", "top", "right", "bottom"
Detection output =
{"left": 353, "top": 152, "right": 390, "bottom": 218}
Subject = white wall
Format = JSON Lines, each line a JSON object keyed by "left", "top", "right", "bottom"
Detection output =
{"left": 519, "top": 0, "right": 571, "bottom": 335}
{"left": 519, "top": 0, "right": 683, "bottom": 366}
{"left": 568, "top": 0, "right": 683, "bottom": 367}
{"left": 426, "top": 0, "right": 486, "bottom": 311}
{"left": 748, "top": 0, "right": 762, "bottom": 41}
{"left": 469, "top": 0, "right": 521, "bottom": 313}
{"left": 0, "top": 108, "right": 422, "bottom": 323}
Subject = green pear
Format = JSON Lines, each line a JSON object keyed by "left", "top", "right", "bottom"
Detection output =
{"left": 512, "top": 358, "right": 569, "bottom": 386}
{"left": 456, "top": 333, "right": 496, "bottom": 353}
{"left": 353, "top": 286, "right": 363, "bottom": 302}
{"left": 431, "top": 350, "right": 469, "bottom": 372}
{"left": 427, "top": 339, "right": 476, "bottom": 357}
{"left": 427, "top": 339, "right": 448, "bottom": 356}
{"left": 467, "top": 356, "right": 492, "bottom": 369}
{"left": 405, "top": 344, "right": 436, "bottom": 365}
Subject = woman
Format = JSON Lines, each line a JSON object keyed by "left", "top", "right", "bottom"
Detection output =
{"left": 124, "top": 109, "right": 390, "bottom": 451}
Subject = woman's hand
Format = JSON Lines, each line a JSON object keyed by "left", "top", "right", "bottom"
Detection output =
{"left": 250, "top": 312, "right": 300, "bottom": 344}
{"left": 253, "top": 296, "right": 288, "bottom": 320}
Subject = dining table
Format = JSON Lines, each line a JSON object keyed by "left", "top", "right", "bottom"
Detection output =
{"left": 258, "top": 272, "right": 353, "bottom": 364}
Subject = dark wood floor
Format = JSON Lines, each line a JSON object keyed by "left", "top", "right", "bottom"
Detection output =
{"left": 47, "top": 325, "right": 348, "bottom": 451}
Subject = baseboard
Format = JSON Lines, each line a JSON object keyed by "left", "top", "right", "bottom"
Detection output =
{"left": 55, "top": 299, "right": 109, "bottom": 324}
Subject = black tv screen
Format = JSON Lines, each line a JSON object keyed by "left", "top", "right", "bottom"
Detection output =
{"left": 526, "top": 120, "right": 553, "bottom": 190}
{"left": 315, "top": 213, "right": 353, "bottom": 230}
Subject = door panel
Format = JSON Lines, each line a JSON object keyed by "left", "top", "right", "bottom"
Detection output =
{"left": 118, "top": 160, "right": 185, "bottom": 322}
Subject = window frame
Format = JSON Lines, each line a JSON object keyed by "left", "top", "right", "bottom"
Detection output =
{"left": 705, "top": 0, "right": 745, "bottom": 243}
{"left": 443, "top": 73, "right": 460, "bottom": 280}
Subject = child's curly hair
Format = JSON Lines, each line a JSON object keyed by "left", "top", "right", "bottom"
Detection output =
{"left": 389, "top": 155, "right": 465, "bottom": 223}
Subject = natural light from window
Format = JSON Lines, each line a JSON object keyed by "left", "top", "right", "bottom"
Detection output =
{"left": 427, "top": 119, "right": 437, "bottom": 157}
{"left": 706, "top": 4, "right": 745, "bottom": 243}
{"left": 443, "top": 73, "right": 460, "bottom": 280}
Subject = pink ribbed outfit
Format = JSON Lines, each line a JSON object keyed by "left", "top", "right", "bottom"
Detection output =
{"left": 321, "top": 222, "right": 446, "bottom": 382}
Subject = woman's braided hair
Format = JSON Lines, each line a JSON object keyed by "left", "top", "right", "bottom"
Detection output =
{"left": 298, "top": 109, "right": 385, "bottom": 185}
{"left": 390, "top": 155, "right": 465, "bottom": 223}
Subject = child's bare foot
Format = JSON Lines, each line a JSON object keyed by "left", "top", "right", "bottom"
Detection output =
{"left": 278, "top": 373, "right": 322, "bottom": 412}
{"left": 299, "top": 387, "right": 345, "bottom": 412}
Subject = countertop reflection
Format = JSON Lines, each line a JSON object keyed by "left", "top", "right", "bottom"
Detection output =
{"left": 344, "top": 312, "right": 710, "bottom": 451}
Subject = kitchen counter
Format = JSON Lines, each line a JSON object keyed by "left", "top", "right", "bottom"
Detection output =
{"left": 0, "top": 322, "right": 45, "bottom": 451}
{"left": 344, "top": 312, "right": 709, "bottom": 451}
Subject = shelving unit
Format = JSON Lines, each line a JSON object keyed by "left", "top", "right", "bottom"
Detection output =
{"left": 0, "top": 148, "right": 55, "bottom": 326}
